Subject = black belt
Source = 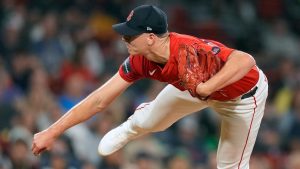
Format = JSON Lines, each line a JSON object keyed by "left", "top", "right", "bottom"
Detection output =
{"left": 241, "top": 86, "right": 258, "bottom": 99}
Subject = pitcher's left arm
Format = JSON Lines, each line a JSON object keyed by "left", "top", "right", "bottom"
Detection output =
{"left": 196, "top": 50, "right": 256, "bottom": 97}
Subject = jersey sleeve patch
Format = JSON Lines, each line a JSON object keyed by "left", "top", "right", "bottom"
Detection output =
{"left": 118, "top": 56, "right": 144, "bottom": 82}
{"left": 201, "top": 39, "right": 234, "bottom": 62}
{"left": 211, "top": 46, "right": 221, "bottom": 55}
{"left": 122, "top": 57, "right": 131, "bottom": 74}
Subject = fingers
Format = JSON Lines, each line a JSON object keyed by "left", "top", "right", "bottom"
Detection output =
{"left": 197, "top": 48, "right": 207, "bottom": 58}
{"left": 36, "top": 147, "right": 47, "bottom": 156}
{"left": 32, "top": 142, "right": 46, "bottom": 156}
{"left": 186, "top": 45, "right": 199, "bottom": 68}
{"left": 33, "top": 147, "right": 46, "bottom": 156}
{"left": 31, "top": 142, "right": 39, "bottom": 156}
{"left": 178, "top": 44, "right": 188, "bottom": 78}
{"left": 197, "top": 48, "right": 207, "bottom": 72}
{"left": 178, "top": 45, "right": 186, "bottom": 63}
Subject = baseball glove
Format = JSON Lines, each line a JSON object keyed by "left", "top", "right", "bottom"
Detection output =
{"left": 178, "top": 44, "right": 224, "bottom": 98}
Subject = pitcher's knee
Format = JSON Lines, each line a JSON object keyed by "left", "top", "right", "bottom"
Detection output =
{"left": 131, "top": 103, "right": 154, "bottom": 131}
{"left": 121, "top": 118, "right": 150, "bottom": 136}
{"left": 130, "top": 101, "right": 168, "bottom": 133}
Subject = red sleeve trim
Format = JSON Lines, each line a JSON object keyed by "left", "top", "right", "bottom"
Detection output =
{"left": 218, "top": 48, "right": 235, "bottom": 62}
{"left": 118, "top": 71, "right": 134, "bottom": 82}
{"left": 118, "top": 56, "right": 144, "bottom": 82}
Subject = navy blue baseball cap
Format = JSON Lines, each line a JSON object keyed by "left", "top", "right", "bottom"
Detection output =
{"left": 112, "top": 5, "right": 168, "bottom": 36}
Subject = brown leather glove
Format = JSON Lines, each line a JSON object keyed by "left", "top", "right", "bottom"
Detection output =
{"left": 178, "top": 44, "right": 224, "bottom": 98}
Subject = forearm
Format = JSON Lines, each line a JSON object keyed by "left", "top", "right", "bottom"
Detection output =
{"left": 45, "top": 73, "right": 130, "bottom": 138}
{"left": 47, "top": 91, "right": 105, "bottom": 137}
{"left": 197, "top": 50, "right": 256, "bottom": 96}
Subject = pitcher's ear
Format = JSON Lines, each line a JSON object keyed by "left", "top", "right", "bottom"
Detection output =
{"left": 146, "top": 33, "right": 156, "bottom": 46}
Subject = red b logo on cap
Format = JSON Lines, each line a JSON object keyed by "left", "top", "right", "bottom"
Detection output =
{"left": 127, "top": 10, "right": 134, "bottom": 21}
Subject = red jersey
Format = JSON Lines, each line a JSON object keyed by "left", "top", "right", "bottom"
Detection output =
{"left": 119, "top": 32, "right": 259, "bottom": 101}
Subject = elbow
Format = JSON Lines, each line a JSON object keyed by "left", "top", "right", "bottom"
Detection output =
{"left": 236, "top": 51, "right": 256, "bottom": 70}
{"left": 245, "top": 53, "right": 256, "bottom": 69}
{"left": 229, "top": 50, "right": 256, "bottom": 69}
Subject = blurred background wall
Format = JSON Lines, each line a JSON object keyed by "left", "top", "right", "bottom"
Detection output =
{"left": 0, "top": 0, "right": 300, "bottom": 169}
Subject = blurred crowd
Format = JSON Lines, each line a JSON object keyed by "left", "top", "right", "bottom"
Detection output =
{"left": 1, "top": 0, "right": 300, "bottom": 169}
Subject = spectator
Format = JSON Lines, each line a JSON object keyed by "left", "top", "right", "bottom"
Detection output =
{"left": 9, "top": 139, "right": 37, "bottom": 169}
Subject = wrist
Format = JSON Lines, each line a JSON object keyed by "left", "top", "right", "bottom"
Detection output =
{"left": 196, "top": 82, "right": 212, "bottom": 97}
{"left": 47, "top": 126, "right": 62, "bottom": 138}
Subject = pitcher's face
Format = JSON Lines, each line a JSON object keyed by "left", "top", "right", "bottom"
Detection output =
{"left": 124, "top": 33, "right": 158, "bottom": 55}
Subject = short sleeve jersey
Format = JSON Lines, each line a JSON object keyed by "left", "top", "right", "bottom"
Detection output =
{"left": 119, "top": 32, "right": 259, "bottom": 101}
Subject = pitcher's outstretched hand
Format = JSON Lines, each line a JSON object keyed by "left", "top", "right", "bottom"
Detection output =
{"left": 32, "top": 130, "right": 56, "bottom": 156}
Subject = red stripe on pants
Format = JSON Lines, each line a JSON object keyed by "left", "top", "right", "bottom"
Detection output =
{"left": 238, "top": 96, "right": 257, "bottom": 169}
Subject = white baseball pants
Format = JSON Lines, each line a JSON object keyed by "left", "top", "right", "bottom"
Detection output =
{"left": 118, "top": 69, "right": 268, "bottom": 169}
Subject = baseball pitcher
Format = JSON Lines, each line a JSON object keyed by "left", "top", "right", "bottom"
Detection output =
{"left": 32, "top": 5, "right": 268, "bottom": 169}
